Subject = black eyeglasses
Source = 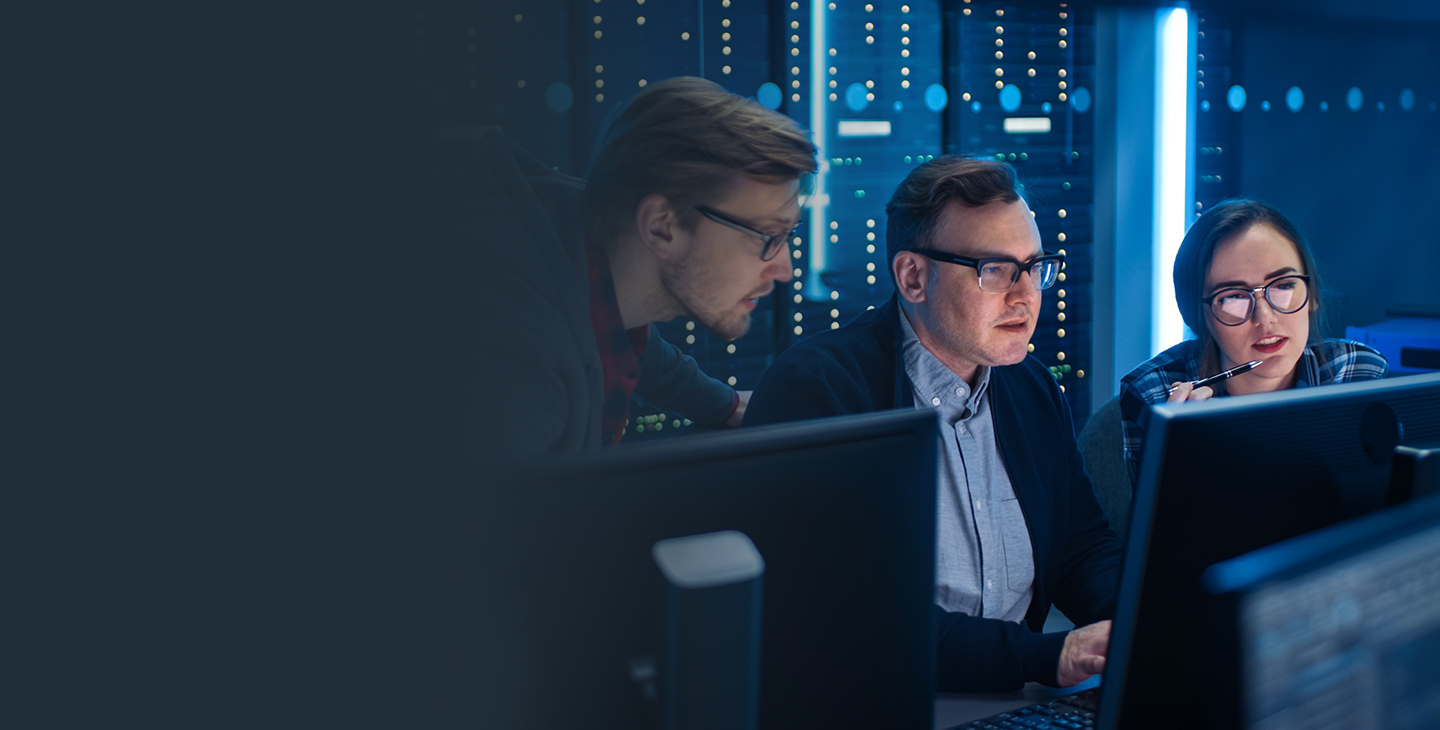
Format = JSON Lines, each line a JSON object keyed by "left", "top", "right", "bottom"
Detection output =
{"left": 907, "top": 248, "right": 1065, "bottom": 292}
{"left": 694, "top": 205, "right": 801, "bottom": 262}
{"left": 1204, "top": 274, "right": 1311, "bottom": 326}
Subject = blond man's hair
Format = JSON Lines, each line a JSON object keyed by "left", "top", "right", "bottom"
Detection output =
{"left": 584, "top": 77, "right": 816, "bottom": 244}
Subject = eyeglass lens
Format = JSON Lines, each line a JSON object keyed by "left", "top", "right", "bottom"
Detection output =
{"left": 1212, "top": 276, "right": 1309, "bottom": 325}
{"left": 761, "top": 234, "right": 786, "bottom": 261}
{"left": 977, "top": 259, "right": 1061, "bottom": 292}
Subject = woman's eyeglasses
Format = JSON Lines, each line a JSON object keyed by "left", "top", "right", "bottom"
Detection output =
{"left": 1204, "top": 274, "right": 1311, "bottom": 326}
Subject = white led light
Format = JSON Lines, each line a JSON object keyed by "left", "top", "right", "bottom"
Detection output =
{"left": 1155, "top": 7, "right": 1192, "bottom": 354}
{"left": 837, "top": 120, "right": 891, "bottom": 137}
{"left": 809, "top": 0, "right": 830, "bottom": 300}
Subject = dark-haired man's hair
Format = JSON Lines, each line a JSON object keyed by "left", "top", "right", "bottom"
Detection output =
{"left": 884, "top": 156, "right": 1024, "bottom": 279}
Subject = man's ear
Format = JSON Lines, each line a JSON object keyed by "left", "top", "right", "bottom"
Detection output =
{"left": 634, "top": 194, "right": 682, "bottom": 260}
{"left": 892, "top": 251, "right": 929, "bottom": 305}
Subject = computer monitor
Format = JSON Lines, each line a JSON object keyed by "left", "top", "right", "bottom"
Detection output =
{"left": 1099, "top": 372, "right": 1440, "bottom": 729}
{"left": 1203, "top": 487, "right": 1440, "bottom": 729}
{"left": 434, "top": 409, "right": 940, "bottom": 729}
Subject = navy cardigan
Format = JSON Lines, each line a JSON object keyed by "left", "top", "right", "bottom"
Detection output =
{"left": 746, "top": 297, "right": 1123, "bottom": 692}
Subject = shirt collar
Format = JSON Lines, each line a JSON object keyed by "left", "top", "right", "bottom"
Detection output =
{"left": 898, "top": 307, "right": 991, "bottom": 419}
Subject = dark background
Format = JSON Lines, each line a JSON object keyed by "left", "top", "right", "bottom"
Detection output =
{"left": 11, "top": 1, "right": 1437, "bottom": 727}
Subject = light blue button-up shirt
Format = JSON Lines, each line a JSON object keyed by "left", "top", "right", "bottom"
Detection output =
{"left": 899, "top": 310, "right": 1034, "bottom": 622}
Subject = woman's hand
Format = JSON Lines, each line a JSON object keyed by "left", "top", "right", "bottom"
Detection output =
{"left": 1166, "top": 382, "right": 1215, "bottom": 403}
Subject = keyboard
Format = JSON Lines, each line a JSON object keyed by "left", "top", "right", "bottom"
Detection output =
{"left": 943, "top": 687, "right": 1100, "bottom": 730}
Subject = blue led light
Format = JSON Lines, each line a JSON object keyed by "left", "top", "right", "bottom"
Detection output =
{"left": 925, "top": 83, "right": 948, "bottom": 112}
{"left": 1200, "top": 100, "right": 1210, "bottom": 112}
{"left": 970, "top": 100, "right": 981, "bottom": 113}
{"left": 1041, "top": 102, "right": 1052, "bottom": 114}
{"left": 1285, "top": 86, "right": 1303, "bottom": 112}
{"left": 1227, "top": 85, "right": 1246, "bottom": 112}
{"left": 893, "top": 101, "right": 903, "bottom": 112}
{"left": 1346, "top": 87, "right": 1363, "bottom": 112}
{"left": 1400, "top": 88, "right": 1415, "bottom": 111}
{"left": 545, "top": 82, "right": 574, "bottom": 113}
{"left": 1260, "top": 100, "right": 1270, "bottom": 112}
{"left": 845, "top": 83, "right": 869, "bottom": 111}
{"left": 999, "top": 83, "right": 1021, "bottom": 112}
{"left": 1071, "top": 87, "right": 1091, "bottom": 113}
{"left": 757, "top": 82, "right": 782, "bottom": 109}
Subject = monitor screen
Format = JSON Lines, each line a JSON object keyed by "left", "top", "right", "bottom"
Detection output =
{"left": 1100, "top": 372, "right": 1440, "bottom": 729}
{"left": 1204, "top": 489, "right": 1440, "bottom": 729}
{"left": 434, "top": 408, "right": 940, "bottom": 729}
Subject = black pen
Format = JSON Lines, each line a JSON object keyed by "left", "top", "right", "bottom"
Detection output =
{"left": 1167, "top": 360, "right": 1263, "bottom": 395}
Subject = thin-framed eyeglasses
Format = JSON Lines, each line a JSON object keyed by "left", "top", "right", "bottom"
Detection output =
{"left": 694, "top": 205, "right": 801, "bottom": 262}
{"left": 1203, "top": 274, "right": 1311, "bottom": 326}
{"left": 906, "top": 248, "right": 1065, "bottom": 292}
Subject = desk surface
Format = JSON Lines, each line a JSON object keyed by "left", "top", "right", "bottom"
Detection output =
{"left": 933, "top": 676, "right": 1100, "bottom": 729}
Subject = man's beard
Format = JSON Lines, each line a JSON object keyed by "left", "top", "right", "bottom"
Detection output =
{"left": 660, "top": 255, "right": 753, "bottom": 341}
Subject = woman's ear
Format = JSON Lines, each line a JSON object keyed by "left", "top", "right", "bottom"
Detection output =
{"left": 634, "top": 194, "right": 681, "bottom": 259}
{"left": 892, "top": 252, "right": 929, "bottom": 305}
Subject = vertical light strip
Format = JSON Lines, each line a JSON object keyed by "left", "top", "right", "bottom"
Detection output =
{"left": 807, "top": 0, "right": 829, "bottom": 298}
{"left": 1153, "top": 7, "right": 1190, "bottom": 355}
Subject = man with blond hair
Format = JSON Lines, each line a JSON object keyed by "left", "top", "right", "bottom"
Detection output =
{"left": 465, "top": 77, "right": 816, "bottom": 462}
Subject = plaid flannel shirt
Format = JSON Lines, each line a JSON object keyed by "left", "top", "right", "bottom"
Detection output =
{"left": 587, "top": 245, "right": 650, "bottom": 446}
{"left": 1118, "top": 338, "right": 1388, "bottom": 485}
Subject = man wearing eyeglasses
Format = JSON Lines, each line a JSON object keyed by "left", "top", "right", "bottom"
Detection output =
{"left": 466, "top": 77, "right": 815, "bottom": 461}
{"left": 746, "top": 157, "right": 1123, "bottom": 693}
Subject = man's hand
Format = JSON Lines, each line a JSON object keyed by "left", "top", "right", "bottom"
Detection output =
{"left": 1165, "top": 382, "right": 1214, "bottom": 404}
{"left": 724, "top": 390, "right": 752, "bottom": 428}
{"left": 1057, "top": 620, "right": 1111, "bottom": 687}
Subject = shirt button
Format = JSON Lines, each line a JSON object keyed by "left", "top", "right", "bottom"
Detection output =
{"left": 955, "top": 387, "right": 966, "bottom": 397}
{"left": 931, "top": 397, "right": 941, "bottom": 406}
{"left": 987, "top": 580, "right": 993, "bottom": 590}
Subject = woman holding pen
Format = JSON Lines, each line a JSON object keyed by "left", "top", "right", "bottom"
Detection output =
{"left": 1118, "top": 198, "right": 1388, "bottom": 486}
